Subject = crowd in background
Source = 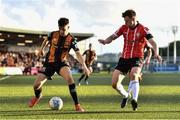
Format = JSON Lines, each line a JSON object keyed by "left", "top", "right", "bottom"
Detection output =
{"left": 0, "top": 51, "right": 79, "bottom": 75}
{"left": 0, "top": 51, "right": 44, "bottom": 75}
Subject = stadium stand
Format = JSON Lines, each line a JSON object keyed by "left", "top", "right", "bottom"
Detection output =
{"left": 0, "top": 27, "right": 93, "bottom": 75}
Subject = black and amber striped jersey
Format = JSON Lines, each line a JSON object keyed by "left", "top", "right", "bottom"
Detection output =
{"left": 83, "top": 49, "right": 96, "bottom": 66}
{"left": 46, "top": 31, "right": 79, "bottom": 63}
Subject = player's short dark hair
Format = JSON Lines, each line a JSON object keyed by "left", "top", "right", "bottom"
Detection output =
{"left": 122, "top": 9, "right": 136, "bottom": 18}
{"left": 58, "top": 17, "right": 69, "bottom": 27}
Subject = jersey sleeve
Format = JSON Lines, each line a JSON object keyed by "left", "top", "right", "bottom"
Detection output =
{"left": 82, "top": 50, "right": 87, "bottom": 56}
{"left": 143, "top": 27, "right": 153, "bottom": 40}
{"left": 71, "top": 38, "right": 80, "bottom": 51}
{"left": 114, "top": 25, "right": 125, "bottom": 37}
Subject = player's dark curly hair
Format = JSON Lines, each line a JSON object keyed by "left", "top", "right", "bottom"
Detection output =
{"left": 58, "top": 17, "right": 69, "bottom": 27}
{"left": 122, "top": 9, "right": 136, "bottom": 18}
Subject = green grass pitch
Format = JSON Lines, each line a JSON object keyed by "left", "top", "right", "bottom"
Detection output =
{"left": 0, "top": 72, "right": 180, "bottom": 119}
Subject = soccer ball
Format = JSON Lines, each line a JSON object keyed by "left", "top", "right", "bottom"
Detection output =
{"left": 49, "top": 97, "right": 63, "bottom": 110}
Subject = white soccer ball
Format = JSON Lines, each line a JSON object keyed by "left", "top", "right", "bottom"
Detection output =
{"left": 49, "top": 97, "right": 63, "bottom": 110}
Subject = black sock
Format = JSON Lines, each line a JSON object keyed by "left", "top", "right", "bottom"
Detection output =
{"left": 84, "top": 75, "right": 89, "bottom": 81}
{"left": 69, "top": 83, "right": 79, "bottom": 105}
{"left": 78, "top": 74, "right": 85, "bottom": 83}
{"left": 34, "top": 88, "right": 42, "bottom": 98}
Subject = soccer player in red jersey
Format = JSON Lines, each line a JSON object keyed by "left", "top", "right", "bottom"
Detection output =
{"left": 28, "top": 17, "right": 90, "bottom": 112}
{"left": 99, "top": 9, "right": 162, "bottom": 111}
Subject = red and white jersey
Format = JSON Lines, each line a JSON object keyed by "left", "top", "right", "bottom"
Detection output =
{"left": 114, "top": 23, "right": 153, "bottom": 59}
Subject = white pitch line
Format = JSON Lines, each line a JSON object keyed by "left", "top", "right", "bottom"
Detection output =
{"left": 0, "top": 76, "right": 10, "bottom": 81}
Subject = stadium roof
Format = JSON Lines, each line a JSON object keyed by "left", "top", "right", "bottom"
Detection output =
{"left": 0, "top": 27, "right": 94, "bottom": 46}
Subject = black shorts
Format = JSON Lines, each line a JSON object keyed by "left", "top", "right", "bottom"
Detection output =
{"left": 115, "top": 57, "right": 143, "bottom": 75}
{"left": 85, "top": 63, "right": 92, "bottom": 68}
{"left": 39, "top": 61, "right": 69, "bottom": 80}
{"left": 85, "top": 61, "right": 93, "bottom": 68}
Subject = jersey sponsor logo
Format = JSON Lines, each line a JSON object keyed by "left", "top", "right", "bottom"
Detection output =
{"left": 127, "top": 40, "right": 138, "bottom": 44}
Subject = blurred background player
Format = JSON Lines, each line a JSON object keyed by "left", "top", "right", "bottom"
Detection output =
{"left": 78, "top": 43, "right": 96, "bottom": 85}
{"left": 28, "top": 17, "right": 90, "bottom": 112}
{"left": 134, "top": 39, "right": 153, "bottom": 81}
{"left": 99, "top": 9, "right": 162, "bottom": 111}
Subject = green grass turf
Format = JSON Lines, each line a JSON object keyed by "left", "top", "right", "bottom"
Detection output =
{"left": 0, "top": 73, "right": 180, "bottom": 119}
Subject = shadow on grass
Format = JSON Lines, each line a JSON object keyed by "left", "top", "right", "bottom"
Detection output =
{"left": 1, "top": 94, "right": 180, "bottom": 105}
{"left": 1, "top": 73, "right": 180, "bottom": 86}
{"left": 1, "top": 109, "right": 180, "bottom": 117}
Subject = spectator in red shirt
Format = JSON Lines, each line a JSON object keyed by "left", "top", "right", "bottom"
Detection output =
{"left": 99, "top": 9, "right": 162, "bottom": 111}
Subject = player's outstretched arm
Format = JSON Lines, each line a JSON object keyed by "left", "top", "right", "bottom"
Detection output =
{"left": 98, "top": 34, "right": 118, "bottom": 45}
{"left": 75, "top": 51, "right": 90, "bottom": 76}
{"left": 145, "top": 48, "right": 152, "bottom": 65}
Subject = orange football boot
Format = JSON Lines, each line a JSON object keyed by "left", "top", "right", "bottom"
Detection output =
{"left": 75, "top": 104, "right": 85, "bottom": 112}
{"left": 28, "top": 95, "right": 42, "bottom": 107}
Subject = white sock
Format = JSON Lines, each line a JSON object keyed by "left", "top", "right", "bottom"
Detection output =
{"left": 128, "top": 81, "right": 133, "bottom": 93}
{"left": 131, "top": 80, "right": 139, "bottom": 101}
{"left": 116, "top": 84, "right": 128, "bottom": 98}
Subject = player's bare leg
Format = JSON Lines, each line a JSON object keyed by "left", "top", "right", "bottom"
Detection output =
{"left": 138, "top": 72, "right": 143, "bottom": 81}
{"left": 84, "top": 75, "right": 89, "bottom": 85}
{"left": 78, "top": 74, "right": 85, "bottom": 86}
{"left": 84, "top": 67, "right": 92, "bottom": 85}
{"left": 129, "top": 67, "right": 142, "bottom": 111}
{"left": 112, "top": 70, "right": 130, "bottom": 108}
{"left": 28, "top": 74, "right": 47, "bottom": 107}
{"left": 60, "top": 66, "right": 85, "bottom": 112}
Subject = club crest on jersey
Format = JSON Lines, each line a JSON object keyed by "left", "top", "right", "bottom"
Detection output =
{"left": 136, "top": 33, "right": 140, "bottom": 38}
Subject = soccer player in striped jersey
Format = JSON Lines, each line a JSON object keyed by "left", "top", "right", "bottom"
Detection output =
{"left": 28, "top": 17, "right": 90, "bottom": 112}
{"left": 78, "top": 43, "right": 96, "bottom": 85}
{"left": 98, "top": 9, "right": 162, "bottom": 111}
